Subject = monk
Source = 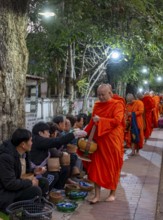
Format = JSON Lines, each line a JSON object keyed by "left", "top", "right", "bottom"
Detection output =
{"left": 83, "top": 84, "right": 125, "bottom": 203}
{"left": 150, "top": 91, "right": 160, "bottom": 127}
{"left": 137, "top": 92, "right": 155, "bottom": 140}
{"left": 125, "top": 93, "right": 144, "bottom": 155}
{"left": 159, "top": 94, "right": 163, "bottom": 116}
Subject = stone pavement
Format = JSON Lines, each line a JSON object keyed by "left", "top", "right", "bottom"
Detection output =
{"left": 52, "top": 128, "right": 163, "bottom": 220}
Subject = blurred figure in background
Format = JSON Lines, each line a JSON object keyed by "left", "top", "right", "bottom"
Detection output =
{"left": 125, "top": 93, "right": 144, "bottom": 155}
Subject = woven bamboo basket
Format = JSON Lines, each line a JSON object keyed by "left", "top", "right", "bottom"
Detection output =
{"left": 60, "top": 153, "right": 70, "bottom": 166}
{"left": 65, "top": 184, "right": 80, "bottom": 196}
{"left": 47, "top": 158, "right": 60, "bottom": 172}
{"left": 49, "top": 191, "right": 63, "bottom": 204}
{"left": 78, "top": 139, "right": 97, "bottom": 154}
{"left": 67, "top": 144, "right": 77, "bottom": 153}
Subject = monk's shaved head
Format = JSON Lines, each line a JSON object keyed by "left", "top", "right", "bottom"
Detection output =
{"left": 97, "top": 84, "right": 113, "bottom": 102}
{"left": 144, "top": 92, "right": 150, "bottom": 96}
{"left": 126, "top": 93, "right": 135, "bottom": 103}
{"left": 98, "top": 83, "right": 112, "bottom": 91}
{"left": 149, "top": 91, "right": 155, "bottom": 97}
{"left": 137, "top": 92, "right": 143, "bottom": 99}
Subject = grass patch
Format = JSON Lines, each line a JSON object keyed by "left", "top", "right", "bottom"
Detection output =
{"left": 0, "top": 212, "right": 9, "bottom": 220}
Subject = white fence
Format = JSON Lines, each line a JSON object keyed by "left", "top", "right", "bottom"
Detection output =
{"left": 25, "top": 97, "right": 96, "bottom": 131}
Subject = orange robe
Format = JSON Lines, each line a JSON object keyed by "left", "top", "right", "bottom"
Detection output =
{"left": 142, "top": 96, "right": 155, "bottom": 139}
{"left": 84, "top": 98, "right": 125, "bottom": 190}
{"left": 125, "top": 100, "right": 144, "bottom": 149}
{"left": 159, "top": 96, "right": 163, "bottom": 115}
{"left": 112, "top": 94, "right": 126, "bottom": 130}
{"left": 152, "top": 96, "right": 160, "bottom": 127}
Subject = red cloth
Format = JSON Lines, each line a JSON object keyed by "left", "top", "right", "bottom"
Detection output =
{"left": 82, "top": 98, "right": 125, "bottom": 190}
{"left": 142, "top": 96, "right": 155, "bottom": 139}
{"left": 152, "top": 96, "right": 160, "bottom": 127}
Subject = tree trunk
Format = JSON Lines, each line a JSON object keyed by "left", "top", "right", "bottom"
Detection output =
{"left": 0, "top": 1, "right": 29, "bottom": 141}
{"left": 68, "top": 43, "right": 75, "bottom": 114}
{"left": 82, "top": 58, "right": 108, "bottom": 113}
{"left": 55, "top": 50, "right": 68, "bottom": 114}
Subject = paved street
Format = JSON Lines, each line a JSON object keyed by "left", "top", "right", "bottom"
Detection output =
{"left": 52, "top": 128, "right": 163, "bottom": 220}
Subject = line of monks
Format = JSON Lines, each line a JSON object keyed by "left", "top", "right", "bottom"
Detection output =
{"left": 124, "top": 91, "right": 162, "bottom": 156}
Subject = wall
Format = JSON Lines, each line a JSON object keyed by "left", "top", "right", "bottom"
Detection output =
{"left": 25, "top": 97, "right": 96, "bottom": 131}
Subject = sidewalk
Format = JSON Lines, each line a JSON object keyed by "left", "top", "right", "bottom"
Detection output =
{"left": 52, "top": 128, "right": 163, "bottom": 220}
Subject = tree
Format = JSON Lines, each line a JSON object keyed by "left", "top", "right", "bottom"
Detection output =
{"left": 27, "top": 0, "right": 163, "bottom": 104}
{"left": 1, "top": 0, "right": 162, "bottom": 142}
{"left": 0, "top": 0, "right": 30, "bottom": 141}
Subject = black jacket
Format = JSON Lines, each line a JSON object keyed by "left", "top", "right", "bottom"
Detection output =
{"left": 30, "top": 132, "right": 75, "bottom": 166}
{"left": 0, "top": 141, "right": 32, "bottom": 211}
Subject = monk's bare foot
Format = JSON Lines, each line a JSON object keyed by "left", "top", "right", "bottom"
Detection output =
{"left": 105, "top": 195, "right": 115, "bottom": 202}
{"left": 89, "top": 197, "right": 100, "bottom": 204}
{"left": 128, "top": 152, "right": 135, "bottom": 156}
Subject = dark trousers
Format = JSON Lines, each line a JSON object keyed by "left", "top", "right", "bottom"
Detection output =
{"left": 55, "top": 166, "right": 69, "bottom": 189}
{"left": 14, "top": 186, "right": 42, "bottom": 202}
{"left": 70, "top": 153, "right": 78, "bottom": 176}
{"left": 14, "top": 177, "right": 49, "bottom": 201}
{"left": 43, "top": 171, "right": 59, "bottom": 191}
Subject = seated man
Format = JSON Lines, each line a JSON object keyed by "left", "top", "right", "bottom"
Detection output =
{"left": 0, "top": 128, "right": 49, "bottom": 212}
{"left": 30, "top": 121, "right": 86, "bottom": 190}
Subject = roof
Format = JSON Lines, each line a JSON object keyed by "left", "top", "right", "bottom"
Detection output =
{"left": 26, "top": 74, "right": 44, "bottom": 80}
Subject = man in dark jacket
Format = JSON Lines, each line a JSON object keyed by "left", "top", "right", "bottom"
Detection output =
{"left": 30, "top": 121, "right": 87, "bottom": 190}
{"left": 0, "top": 128, "right": 48, "bottom": 212}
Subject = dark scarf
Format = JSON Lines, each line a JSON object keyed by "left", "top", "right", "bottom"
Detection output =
{"left": 131, "top": 112, "right": 140, "bottom": 143}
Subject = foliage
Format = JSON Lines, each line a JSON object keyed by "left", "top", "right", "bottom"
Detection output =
{"left": 77, "top": 77, "right": 89, "bottom": 95}
{"left": 0, "top": 212, "right": 9, "bottom": 220}
{"left": 27, "top": 0, "right": 163, "bottom": 98}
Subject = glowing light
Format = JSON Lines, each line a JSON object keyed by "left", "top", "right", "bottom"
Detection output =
{"left": 38, "top": 12, "right": 55, "bottom": 17}
{"left": 141, "top": 67, "right": 148, "bottom": 74}
{"left": 156, "top": 76, "right": 162, "bottom": 82}
{"left": 143, "top": 80, "right": 148, "bottom": 85}
{"left": 138, "top": 88, "right": 143, "bottom": 93}
{"left": 110, "top": 51, "right": 121, "bottom": 60}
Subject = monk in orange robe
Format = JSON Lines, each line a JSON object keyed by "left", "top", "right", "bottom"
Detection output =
{"left": 112, "top": 93, "right": 126, "bottom": 130}
{"left": 150, "top": 91, "right": 160, "bottom": 127}
{"left": 139, "top": 92, "right": 155, "bottom": 139}
{"left": 159, "top": 94, "right": 163, "bottom": 116}
{"left": 125, "top": 94, "right": 144, "bottom": 155}
{"left": 83, "top": 84, "right": 125, "bottom": 203}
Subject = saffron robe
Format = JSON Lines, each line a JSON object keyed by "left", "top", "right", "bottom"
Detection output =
{"left": 152, "top": 96, "right": 160, "bottom": 127}
{"left": 84, "top": 98, "right": 125, "bottom": 190}
{"left": 159, "top": 96, "right": 163, "bottom": 115}
{"left": 142, "top": 96, "right": 155, "bottom": 139}
{"left": 125, "top": 100, "right": 144, "bottom": 149}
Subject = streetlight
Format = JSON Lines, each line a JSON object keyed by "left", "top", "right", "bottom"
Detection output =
{"left": 143, "top": 80, "right": 148, "bottom": 85}
{"left": 141, "top": 66, "right": 148, "bottom": 74}
{"left": 108, "top": 49, "right": 123, "bottom": 63}
{"left": 110, "top": 51, "right": 121, "bottom": 60}
{"left": 156, "top": 76, "right": 162, "bottom": 82}
{"left": 38, "top": 12, "right": 56, "bottom": 18}
{"left": 138, "top": 87, "right": 143, "bottom": 93}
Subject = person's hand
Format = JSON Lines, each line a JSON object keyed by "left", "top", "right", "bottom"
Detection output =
{"left": 73, "top": 130, "right": 87, "bottom": 138}
{"left": 34, "top": 166, "right": 47, "bottom": 175}
{"left": 93, "top": 115, "right": 100, "bottom": 122}
{"left": 32, "top": 177, "right": 39, "bottom": 186}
